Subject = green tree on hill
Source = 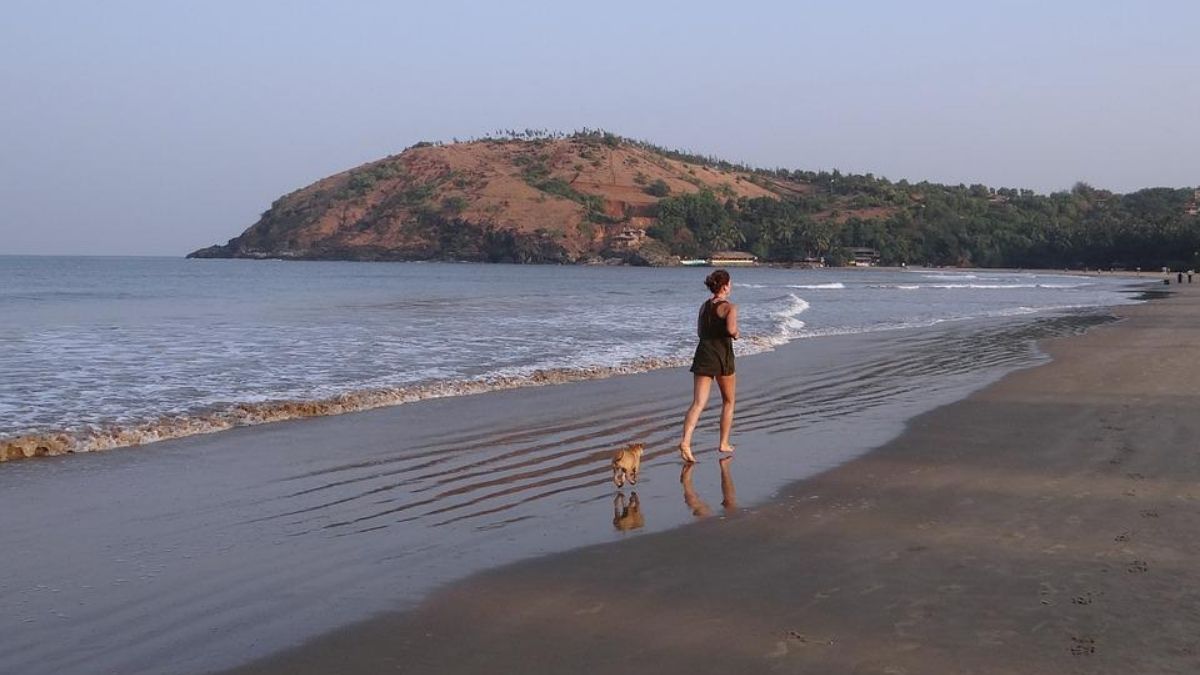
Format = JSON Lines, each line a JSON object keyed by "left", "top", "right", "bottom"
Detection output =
{"left": 653, "top": 191, "right": 744, "bottom": 255}
{"left": 645, "top": 179, "right": 671, "bottom": 197}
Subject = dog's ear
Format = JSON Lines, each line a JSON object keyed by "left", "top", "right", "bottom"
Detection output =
{"left": 631, "top": 443, "right": 645, "bottom": 453}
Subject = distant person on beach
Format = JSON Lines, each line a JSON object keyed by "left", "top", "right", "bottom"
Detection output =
{"left": 678, "top": 269, "right": 739, "bottom": 462}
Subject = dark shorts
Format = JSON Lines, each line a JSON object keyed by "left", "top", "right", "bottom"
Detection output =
{"left": 690, "top": 339, "right": 735, "bottom": 377}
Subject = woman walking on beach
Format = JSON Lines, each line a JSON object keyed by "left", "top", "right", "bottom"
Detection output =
{"left": 679, "top": 269, "right": 739, "bottom": 462}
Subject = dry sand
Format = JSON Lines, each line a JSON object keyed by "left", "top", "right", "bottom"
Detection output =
{"left": 225, "top": 286, "right": 1200, "bottom": 675}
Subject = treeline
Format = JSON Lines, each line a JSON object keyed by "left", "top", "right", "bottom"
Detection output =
{"left": 649, "top": 179, "right": 1200, "bottom": 269}
{"left": 395, "top": 130, "right": 1197, "bottom": 269}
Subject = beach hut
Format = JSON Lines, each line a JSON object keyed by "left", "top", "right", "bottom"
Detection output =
{"left": 849, "top": 247, "right": 880, "bottom": 266}
{"left": 708, "top": 251, "right": 758, "bottom": 267}
{"left": 610, "top": 227, "right": 647, "bottom": 249}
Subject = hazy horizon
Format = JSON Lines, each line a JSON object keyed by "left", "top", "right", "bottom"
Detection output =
{"left": 2, "top": 0, "right": 1197, "bottom": 256}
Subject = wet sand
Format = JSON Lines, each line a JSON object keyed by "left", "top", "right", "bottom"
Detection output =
{"left": 224, "top": 286, "right": 1200, "bottom": 675}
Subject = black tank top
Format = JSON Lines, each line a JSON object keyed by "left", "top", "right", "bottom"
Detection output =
{"left": 697, "top": 300, "right": 732, "bottom": 339}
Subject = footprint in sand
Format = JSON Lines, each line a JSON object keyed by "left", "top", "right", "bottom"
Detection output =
{"left": 1072, "top": 592, "right": 1095, "bottom": 605}
{"left": 1070, "top": 636, "right": 1096, "bottom": 656}
{"left": 1038, "top": 581, "right": 1058, "bottom": 606}
{"left": 1126, "top": 472, "right": 1145, "bottom": 480}
{"left": 786, "top": 630, "right": 834, "bottom": 646}
{"left": 1114, "top": 531, "right": 1131, "bottom": 542}
{"left": 1139, "top": 509, "right": 1159, "bottom": 518}
{"left": 1127, "top": 560, "right": 1149, "bottom": 573}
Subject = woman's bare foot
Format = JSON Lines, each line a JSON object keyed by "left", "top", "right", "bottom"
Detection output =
{"left": 718, "top": 444, "right": 735, "bottom": 454}
{"left": 678, "top": 444, "right": 697, "bottom": 463}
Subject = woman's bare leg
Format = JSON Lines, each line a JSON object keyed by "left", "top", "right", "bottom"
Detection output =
{"left": 679, "top": 375, "right": 712, "bottom": 462}
{"left": 716, "top": 374, "right": 736, "bottom": 452}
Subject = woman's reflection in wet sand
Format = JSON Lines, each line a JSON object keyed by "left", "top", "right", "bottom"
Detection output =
{"left": 718, "top": 455, "right": 738, "bottom": 512}
{"left": 680, "top": 456, "right": 737, "bottom": 518}
{"left": 679, "top": 463, "right": 712, "bottom": 517}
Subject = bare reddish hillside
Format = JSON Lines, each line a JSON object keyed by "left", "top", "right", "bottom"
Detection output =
{"left": 189, "top": 137, "right": 798, "bottom": 264}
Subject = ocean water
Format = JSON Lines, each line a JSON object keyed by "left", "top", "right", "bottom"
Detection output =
{"left": 0, "top": 256, "right": 1146, "bottom": 455}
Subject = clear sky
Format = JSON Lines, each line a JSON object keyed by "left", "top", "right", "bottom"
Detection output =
{"left": 1, "top": 0, "right": 1197, "bottom": 256}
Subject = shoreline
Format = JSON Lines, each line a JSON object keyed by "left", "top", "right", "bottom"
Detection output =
{"left": 223, "top": 286, "right": 1200, "bottom": 674}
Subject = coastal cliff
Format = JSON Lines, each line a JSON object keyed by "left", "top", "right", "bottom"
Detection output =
{"left": 188, "top": 133, "right": 798, "bottom": 265}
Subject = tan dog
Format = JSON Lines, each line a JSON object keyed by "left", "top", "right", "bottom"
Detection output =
{"left": 611, "top": 443, "right": 644, "bottom": 487}
{"left": 612, "top": 492, "right": 645, "bottom": 531}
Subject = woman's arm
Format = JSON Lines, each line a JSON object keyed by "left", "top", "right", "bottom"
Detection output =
{"left": 722, "top": 303, "right": 739, "bottom": 339}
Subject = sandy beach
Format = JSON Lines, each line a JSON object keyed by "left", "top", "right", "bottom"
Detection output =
{"left": 218, "top": 285, "right": 1200, "bottom": 675}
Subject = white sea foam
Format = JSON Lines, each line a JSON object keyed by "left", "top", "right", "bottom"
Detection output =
{"left": 768, "top": 293, "right": 810, "bottom": 340}
{"left": 874, "top": 282, "right": 1091, "bottom": 291}
{"left": 786, "top": 282, "right": 845, "bottom": 290}
{"left": 789, "top": 303, "right": 1095, "bottom": 339}
{"left": 930, "top": 283, "right": 1037, "bottom": 289}
{"left": 0, "top": 357, "right": 691, "bottom": 462}
{"left": 921, "top": 273, "right": 978, "bottom": 280}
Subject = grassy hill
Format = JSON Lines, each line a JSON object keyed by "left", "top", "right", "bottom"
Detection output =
{"left": 191, "top": 131, "right": 1200, "bottom": 269}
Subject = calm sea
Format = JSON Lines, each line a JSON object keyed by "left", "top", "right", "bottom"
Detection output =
{"left": 0, "top": 256, "right": 1147, "bottom": 452}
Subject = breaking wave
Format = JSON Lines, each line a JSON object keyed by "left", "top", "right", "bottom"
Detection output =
{"left": 786, "top": 282, "right": 845, "bottom": 290}
{"left": 929, "top": 283, "right": 1092, "bottom": 290}
{"left": 921, "top": 273, "right": 979, "bottom": 280}
{"left": 1, "top": 358, "right": 692, "bottom": 462}
{"left": 0, "top": 292, "right": 817, "bottom": 464}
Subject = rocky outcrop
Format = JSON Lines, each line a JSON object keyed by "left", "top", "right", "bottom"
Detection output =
{"left": 188, "top": 136, "right": 789, "bottom": 265}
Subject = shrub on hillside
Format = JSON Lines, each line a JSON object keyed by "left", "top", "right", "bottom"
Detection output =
{"left": 645, "top": 179, "right": 671, "bottom": 197}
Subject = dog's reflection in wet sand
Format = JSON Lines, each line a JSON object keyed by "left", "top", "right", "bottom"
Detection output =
{"left": 612, "top": 492, "right": 645, "bottom": 532}
{"left": 680, "top": 456, "right": 737, "bottom": 518}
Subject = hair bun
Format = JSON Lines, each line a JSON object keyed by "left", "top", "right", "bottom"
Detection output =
{"left": 704, "top": 269, "right": 730, "bottom": 293}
